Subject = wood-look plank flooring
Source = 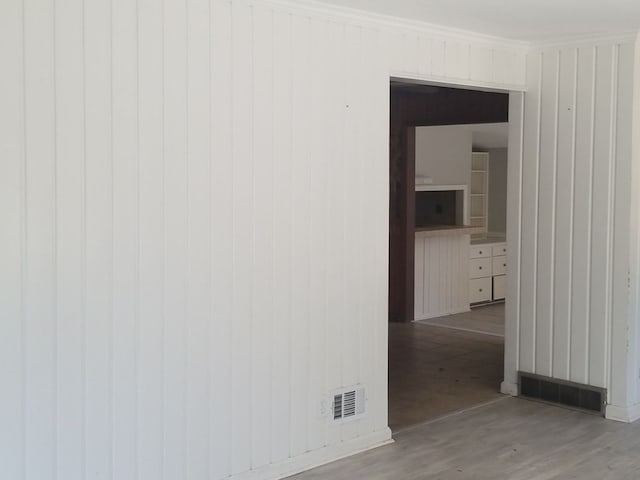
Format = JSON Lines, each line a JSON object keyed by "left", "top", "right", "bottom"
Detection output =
{"left": 418, "top": 303, "right": 505, "bottom": 337}
{"left": 389, "top": 305, "right": 505, "bottom": 430}
{"left": 292, "top": 396, "right": 640, "bottom": 479}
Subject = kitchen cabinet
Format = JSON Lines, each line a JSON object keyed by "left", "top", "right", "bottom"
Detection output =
{"left": 469, "top": 241, "right": 506, "bottom": 304}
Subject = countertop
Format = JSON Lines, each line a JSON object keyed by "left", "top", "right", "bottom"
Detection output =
{"left": 470, "top": 234, "right": 507, "bottom": 245}
{"left": 415, "top": 225, "right": 485, "bottom": 238}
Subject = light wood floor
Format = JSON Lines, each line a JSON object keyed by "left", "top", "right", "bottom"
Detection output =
{"left": 291, "top": 396, "right": 640, "bottom": 479}
{"left": 389, "top": 304, "right": 505, "bottom": 430}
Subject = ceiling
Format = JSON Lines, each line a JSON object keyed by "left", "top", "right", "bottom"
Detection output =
{"left": 316, "top": 0, "right": 640, "bottom": 42}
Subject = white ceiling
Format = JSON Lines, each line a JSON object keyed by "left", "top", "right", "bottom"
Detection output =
{"left": 316, "top": 0, "right": 640, "bottom": 42}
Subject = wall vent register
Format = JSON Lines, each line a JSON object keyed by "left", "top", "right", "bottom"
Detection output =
{"left": 332, "top": 387, "right": 365, "bottom": 422}
{"left": 519, "top": 373, "right": 605, "bottom": 415}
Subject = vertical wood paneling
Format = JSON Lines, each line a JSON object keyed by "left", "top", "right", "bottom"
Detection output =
{"left": 609, "top": 43, "right": 633, "bottom": 407}
{"left": 185, "top": 0, "right": 211, "bottom": 477}
{"left": 55, "top": 0, "right": 85, "bottom": 477}
{"left": 230, "top": 0, "right": 253, "bottom": 474}
{"left": 137, "top": 0, "right": 164, "bottom": 476}
{"left": 306, "top": 17, "right": 329, "bottom": 453}
{"left": 570, "top": 46, "right": 596, "bottom": 384}
{"left": 111, "top": 0, "right": 138, "bottom": 476}
{"left": 414, "top": 235, "right": 470, "bottom": 320}
{"left": 519, "top": 52, "right": 542, "bottom": 373}
{"left": 535, "top": 50, "right": 559, "bottom": 377}
{"left": 552, "top": 48, "right": 577, "bottom": 380}
{"left": 5, "top": 0, "right": 538, "bottom": 478}
{"left": 552, "top": 49, "right": 578, "bottom": 378}
{"left": 250, "top": 4, "right": 274, "bottom": 469}
{"left": 288, "top": 13, "right": 311, "bottom": 460}
{"left": 210, "top": 1, "right": 233, "bottom": 477}
{"left": 271, "top": 10, "right": 293, "bottom": 464}
{"left": 84, "top": 0, "right": 114, "bottom": 476}
{"left": 0, "top": 0, "right": 25, "bottom": 477}
{"left": 23, "top": 0, "right": 57, "bottom": 478}
{"left": 162, "top": 0, "right": 188, "bottom": 476}
{"left": 324, "top": 20, "right": 346, "bottom": 447}
{"left": 589, "top": 45, "right": 615, "bottom": 388}
{"left": 503, "top": 91, "right": 524, "bottom": 391}
{"left": 357, "top": 26, "right": 382, "bottom": 438}
{"left": 341, "top": 22, "right": 363, "bottom": 442}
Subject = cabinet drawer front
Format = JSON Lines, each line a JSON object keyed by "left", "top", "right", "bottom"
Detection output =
{"left": 470, "top": 245, "right": 491, "bottom": 259}
{"left": 470, "top": 277, "right": 492, "bottom": 303}
{"left": 493, "top": 275, "right": 506, "bottom": 300}
{"left": 492, "top": 244, "right": 507, "bottom": 256}
{"left": 469, "top": 257, "right": 492, "bottom": 279}
{"left": 492, "top": 255, "right": 507, "bottom": 275}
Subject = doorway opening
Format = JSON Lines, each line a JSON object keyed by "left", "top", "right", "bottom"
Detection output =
{"left": 388, "top": 79, "right": 514, "bottom": 431}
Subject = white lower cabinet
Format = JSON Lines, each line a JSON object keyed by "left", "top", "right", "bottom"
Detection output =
{"left": 493, "top": 275, "right": 506, "bottom": 300}
{"left": 470, "top": 277, "right": 492, "bottom": 303}
{"left": 469, "top": 241, "right": 506, "bottom": 304}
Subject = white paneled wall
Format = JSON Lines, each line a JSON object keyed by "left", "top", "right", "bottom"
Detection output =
{"left": 0, "top": 0, "right": 528, "bottom": 479}
{"left": 502, "top": 37, "right": 640, "bottom": 420}
{"left": 414, "top": 234, "right": 470, "bottom": 320}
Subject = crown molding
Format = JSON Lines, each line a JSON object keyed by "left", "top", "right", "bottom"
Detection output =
{"left": 252, "top": 0, "right": 530, "bottom": 53}
{"left": 529, "top": 30, "right": 640, "bottom": 50}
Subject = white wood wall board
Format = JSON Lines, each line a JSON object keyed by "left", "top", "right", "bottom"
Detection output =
{"left": 552, "top": 47, "right": 578, "bottom": 380}
{"left": 163, "top": 0, "right": 189, "bottom": 476}
{"left": 230, "top": 0, "right": 254, "bottom": 474}
{"left": 445, "top": 41, "right": 469, "bottom": 80}
{"left": 588, "top": 44, "right": 615, "bottom": 389}
{"left": 431, "top": 39, "right": 446, "bottom": 78}
{"left": 137, "top": 0, "right": 165, "bottom": 476}
{"left": 288, "top": 13, "right": 312, "bottom": 460}
{"left": 306, "top": 16, "right": 330, "bottom": 454}
{"left": 210, "top": 1, "right": 234, "bottom": 476}
{"left": 23, "top": 0, "right": 57, "bottom": 478}
{"left": 3, "top": 0, "right": 537, "bottom": 477}
{"left": 271, "top": 9, "right": 293, "bottom": 465}
{"left": 251, "top": 4, "right": 275, "bottom": 470}
{"left": 469, "top": 45, "right": 493, "bottom": 83}
{"left": 535, "top": 50, "right": 559, "bottom": 377}
{"left": 185, "top": 0, "right": 212, "bottom": 477}
{"left": 112, "top": 0, "right": 139, "bottom": 477}
{"left": 519, "top": 52, "right": 542, "bottom": 374}
{"left": 322, "top": 19, "right": 344, "bottom": 449}
{"left": 54, "top": 0, "right": 87, "bottom": 477}
{"left": 417, "top": 35, "right": 432, "bottom": 77}
{"left": 344, "top": 23, "right": 365, "bottom": 394}
{"left": 414, "top": 235, "right": 470, "bottom": 320}
{"left": 570, "top": 46, "right": 596, "bottom": 385}
{"left": 502, "top": 91, "right": 524, "bottom": 393}
{"left": 0, "top": 0, "right": 25, "bottom": 477}
{"left": 609, "top": 43, "right": 634, "bottom": 407}
{"left": 328, "top": 22, "right": 348, "bottom": 444}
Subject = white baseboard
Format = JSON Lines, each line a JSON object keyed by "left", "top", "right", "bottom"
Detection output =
{"left": 229, "top": 427, "right": 393, "bottom": 480}
{"left": 414, "top": 307, "right": 471, "bottom": 321}
{"left": 605, "top": 403, "right": 640, "bottom": 423}
{"left": 500, "top": 380, "right": 518, "bottom": 396}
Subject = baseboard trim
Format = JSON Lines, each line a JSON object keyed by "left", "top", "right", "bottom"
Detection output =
{"left": 229, "top": 427, "right": 393, "bottom": 480}
{"left": 413, "top": 307, "right": 471, "bottom": 321}
{"left": 500, "top": 380, "right": 518, "bottom": 396}
{"left": 605, "top": 403, "right": 640, "bottom": 423}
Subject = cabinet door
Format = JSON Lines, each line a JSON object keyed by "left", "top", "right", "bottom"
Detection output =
{"left": 493, "top": 275, "right": 506, "bottom": 300}
{"left": 470, "top": 277, "right": 492, "bottom": 303}
{"left": 469, "top": 257, "right": 491, "bottom": 279}
{"left": 492, "top": 256, "right": 507, "bottom": 275}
